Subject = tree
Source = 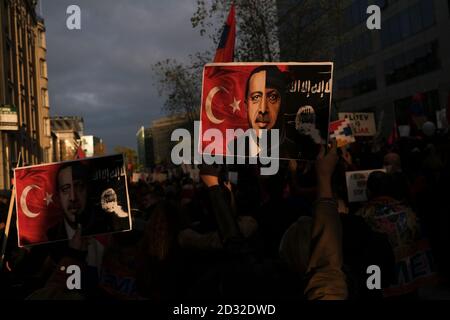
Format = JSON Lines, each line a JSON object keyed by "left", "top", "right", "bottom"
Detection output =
{"left": 191, "top": 0, "right": 279, "bottom": 62}
{"left": 276, "top": 0, "right": 344, "bottom": 61}
{"left": 114, "top": 146, "right": 138, "bottom": 171}
{"left": 191, "top": 0, "right": 343, "bottom": 62}
{"left": 153, "top": 0, "right": 343, "bottom": 115}
{"left": 94, "top": 142, "right": 106, "bottom": 156}
{"left": 152, "top": 51, "right": 211, "bottom": 122}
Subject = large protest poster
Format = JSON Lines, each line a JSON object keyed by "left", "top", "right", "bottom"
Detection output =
{"left": 199, "top": 62, "right": 333, "bottom": 161}
{"left": 345, "top": 169, "right": 386, "bottom": 203}
{"left": 338, "top": 112, "right": 376, "bottom": 136}
{"left": 14, "top": 154, "right": 132, "bottom": 247}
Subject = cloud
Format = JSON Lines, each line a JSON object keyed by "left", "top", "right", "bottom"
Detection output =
{"left": 41, "top": 0, "right": 211, "bottom": 151}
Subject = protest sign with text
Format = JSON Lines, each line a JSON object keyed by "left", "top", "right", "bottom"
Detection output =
{"left": 345, "top": 169, "right": 386, "bottom": 203}
{"left": 338, "top": 112, "right": 376, "bottom": 136}
{"left": 198, "top": 62, "right": 333, "bottom": 161}
{"left": 14, "top": 154, "right": 132, "bottom": 247}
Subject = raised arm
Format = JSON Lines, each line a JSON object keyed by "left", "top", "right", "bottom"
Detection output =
{"left": 304, "top": 142, "right": 348, "bottom": 300}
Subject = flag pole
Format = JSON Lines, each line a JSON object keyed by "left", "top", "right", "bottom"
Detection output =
{"left": 0, "top": 152, "right": 22, "bottom": 270}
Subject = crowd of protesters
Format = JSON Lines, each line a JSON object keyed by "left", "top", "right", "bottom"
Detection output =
{"left": 1, "top": 131, "right": 450, "bottom": 300}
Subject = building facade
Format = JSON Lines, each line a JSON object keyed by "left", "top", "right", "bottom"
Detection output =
{"left": 80, "top": 135, "right": 105, "bottom": 158}
{"left": 50, "top": 116, "right": 84, "bottom": 162}
{"left": 136, "top": 126, "right": 154, "bottom": 169}
{"left": 0, "top": 0, "right": 50, "bottom": 189}
{"left": 278, "top": 0, "right": 450, "bottom": 138}
{"left": 149, "top": 114, "right": 190, "bottom": 165}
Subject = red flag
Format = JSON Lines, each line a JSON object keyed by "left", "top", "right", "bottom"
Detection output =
{"left": 213, "top": 4, "right": 236, "bottom": 63}
{"left": 75, "top": 145, "right": 86, "bottom": 159}
{"left": 387, "top": 118, "right": 399, "bottom": 145}
{"left": 14, "top": 166, "right": 63, "bottom": 246}
{"left": 200, "top": 64, "right": 253, "bottom": 154}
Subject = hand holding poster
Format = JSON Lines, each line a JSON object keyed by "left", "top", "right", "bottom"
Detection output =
{"left": 199, "top": 62, "right": 333, "bottom": 161}
{"left": 329, "top": 119, "right": 355, "bottom": 148}
{"left": 14, "top": 154, "right": 132, "bottom": 247}
{"left": 345, "top": 169, "right": 386, "bottom": 203}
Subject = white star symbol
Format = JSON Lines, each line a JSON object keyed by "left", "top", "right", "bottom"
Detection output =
{"left": 43, "top": 192, "right": 53, "bottom": 206}
{"left": 229, "top": 97, "right": 241, "bottom": 114}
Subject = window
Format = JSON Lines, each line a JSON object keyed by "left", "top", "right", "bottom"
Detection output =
{"left": 391, "top": 18, "right": 401, "bottom": 43}
{"left": 17, "top": 22, "right": 22, "bottom": 47}
{"left": 381, "top": 0, "right": 435, "bottom": 48}
{"left": 44, "top": 118, "right": 51, "bottom": 137}
{"left": 8, "top": 86, "right": 14, "bottom": 105}
{"left": 399, "top": 11, "right": 411, "bottom": 39}
{"left": 409, "top": 4, "right": 422, "bottom": 35}
{"left": 38, "top": 30, "right": 46, "bottom": 48}
{"left": 20, "top": 99, "right": 26, "bottom": 125}
{"left": 6, "top": 43, "right": 12, "bottom": 81}
{"left": 27, "top": 31, "right": 32, "bottom": 58}
{"left": 41, "top": 88, "right": 48, "bottom": 107}
{"left": 334, "top": 32, "right": 373, "bottom": 68}
{"left": 31, "top": 107, "right": 36, "bottom": 132}
{"left": 344, "top": 0, "right": 369, "bottom": 29}
{"left": 375, "top": 0, "right": 387, "bottom": 9}
{"left": 336, "top": 66, "right": 377, "bottom": 100}
{"left": 420, "top": 0, "right": 434, "bottom": 28}
{"left": 19, "top": 60, "right": 25, "bottom": 86}
{"left": 40, "top": 59, "right": 47, "bottom": 78}
{"left": 30, "top": 74, "right": 34, "bottom": 96}
{"left": 385, "top": 41, "right": 440, "bottom": 86}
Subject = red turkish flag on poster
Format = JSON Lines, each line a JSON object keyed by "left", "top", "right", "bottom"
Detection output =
{"left": 14, "top": 166, "right": 62, "bottom": 246}
{"left": 200, "top": 64, "right": 253, "bottom": 154}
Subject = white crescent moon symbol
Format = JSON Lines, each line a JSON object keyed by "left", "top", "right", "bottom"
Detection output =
{"left": 20, "top": 185, "right": 41, "bottom": 218}
{"left": 205, "top": 86, "right": 228, "bottom": 124}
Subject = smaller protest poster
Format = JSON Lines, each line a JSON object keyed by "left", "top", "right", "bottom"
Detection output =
{"left": 345, "top": 169, "right": 386, "bottom": 203}
{"left": 329, "top": 119, "right": 355, "bottom": 148}
{"left": 338, "top": 112, "right": 376, "bottom": 136}
{"left": 14, "top": 154, "right": 132, "bottom": 247}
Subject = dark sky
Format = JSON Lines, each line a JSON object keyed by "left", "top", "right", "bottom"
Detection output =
{"left": 40, "top": 0, "right": 211, "bottom": 152}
